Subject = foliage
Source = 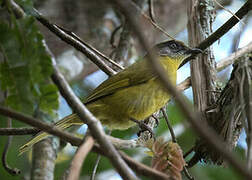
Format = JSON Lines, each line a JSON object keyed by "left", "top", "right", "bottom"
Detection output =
{"left": 0, "top": 14, "right": 59, "bottom": 116}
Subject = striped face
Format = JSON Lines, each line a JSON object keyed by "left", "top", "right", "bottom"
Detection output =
{"left": 154, "top": 40, "right": 201, "bottom": 59}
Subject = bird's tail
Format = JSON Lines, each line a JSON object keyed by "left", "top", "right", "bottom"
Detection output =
{"left": 19, "top": 113, "right": 81, "bottom": 155}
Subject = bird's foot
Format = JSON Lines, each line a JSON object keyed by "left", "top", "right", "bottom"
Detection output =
{"left": 150, "top": 115, "right": 159, "bottom": 128}
{"left": 130, "top": 118, "right": 155, "bottom": 138}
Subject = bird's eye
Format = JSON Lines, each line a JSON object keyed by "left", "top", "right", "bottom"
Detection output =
{"left": 170, "top": 43, "right": 178, "bottom": 49}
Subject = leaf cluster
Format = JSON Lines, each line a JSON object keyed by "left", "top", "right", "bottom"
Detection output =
{"left": 0, "top": 14, "right": 58, "bottom": 116}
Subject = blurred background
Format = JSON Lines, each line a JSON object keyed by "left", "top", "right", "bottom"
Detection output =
{"left": 0, "top": 0, "right": 251, "bottom": 179}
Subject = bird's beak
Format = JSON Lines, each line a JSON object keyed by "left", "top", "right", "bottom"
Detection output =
{"left": 178, "top": 47, "right": 203, "bottom": 69}
{"left": 186, "top": 48, "right": 203, "bottom": 55}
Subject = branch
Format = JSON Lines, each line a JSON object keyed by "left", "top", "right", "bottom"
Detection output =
{"left": 33, "top": 12, "right": 115, "bottom": 76}
{"left": 177, "top": 42, "right": 252, "bottom": 92}
{"left": 0, "top": 127, "right": 39, "bottom": 135}
{"left": 179, "top": 0, "right": 251, "bottom": 67}
{"left": 114, "top": 0, "right": 252, "bottom": 179}
{"left": 67, "top": 136, "right": 95, "bottom": 180}
{"left": 8, "top": 0, "right": 118, "bottom": 76}
{"left": 119, "top": 151, "right": 171, "bottom": 180}
{"left": 197, "top": 1, "right": 251, "bottom": 51}
{"left": 217, "top": 42, "right": 252, "bottom": 71}
{"left": 0, "top": 106, "right": 83, "bottom": 146}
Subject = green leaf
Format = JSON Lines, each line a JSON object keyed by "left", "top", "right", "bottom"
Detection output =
{"left": 0, "top": 14, "right": 58, "bottom": 116}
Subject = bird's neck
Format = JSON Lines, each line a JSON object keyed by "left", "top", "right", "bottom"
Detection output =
{"left": 159, "top": 56, "right": 184, "bottom": 72}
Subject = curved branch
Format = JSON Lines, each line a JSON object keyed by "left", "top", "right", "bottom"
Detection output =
{"left": 67, "top": 136, "right": 95, "bottom": 180}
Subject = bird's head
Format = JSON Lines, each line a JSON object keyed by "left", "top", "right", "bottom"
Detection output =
{"left": 153, "top": 40, "right": 202, "bottom": 68}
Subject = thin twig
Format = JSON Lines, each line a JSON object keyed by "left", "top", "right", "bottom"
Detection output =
{"left": 1, "top": 117, "right": 21, "bottom": 175}
{"left": 119, "top": 151, "right": 171, "bottom": 180}
{"left": 176, "top": 42, "right": 252, "bottom": 92}
{"left": 30, "top": 9, "right": 116, "bottom": 76}
{"left": 183, "top": 147, "right": 195, "bottom": 158}
{"left": 0, "top": 127, "right": 39, "bottom": 135}
{"left": 110, "top": 25, "right": 122, "bottom": 48}
{"left": 130, "top": 0, "right": 174, "bottom": 40}
{"left": 90, "top": 130, "right": 111, "bottom": 180}
{"left": 90, "top": 155, "right": 101, "bottom": 180}
{"left": 113, "top": 21, "right": 132, "bottom": 66}
{"left": 179, "top": 0, "right": 251, "bottom": 67}
{"left": 148, "top": 0, "right": 156, "bottom": 23}
{"left": 54, "top": 25, "right": 124, "bottom": 70}
{"left": 67, "top": 136, "right": 95, "bottom": 180}
{"left": 213, "top": 0, "right": 245, "bottom": 26}
{"left": 161, "top": 107, "right": 194, "bottom": 180}
{"left": 115, "top": 0, "right": 252, "bottom": 179}
{"left": 217, "top": 42, "right": 252, "bottom": 71}
{"left": 161, "top": 107, "right": 176, "bottom": 143}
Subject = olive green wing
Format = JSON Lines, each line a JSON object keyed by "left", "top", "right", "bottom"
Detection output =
{"left": 84, "top": 59, "right": 156, "bottom": 104}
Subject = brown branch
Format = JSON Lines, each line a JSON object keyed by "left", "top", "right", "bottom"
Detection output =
{"left": 119, "top": 151, "right": 171, "bottom": 180}
{"left": 33, "top": 13, "right": 115, "bottom": 76}
{"left": 113, "top": 21, "right": 132, "bottom": 66}
{"left": 114, "top": 0, "right": 252, "bottom": 179}
{"left": 67, "top": 136, "right": 95, "bottom": 180}
{"left": 217, "top": 42, "right": 252, "bottom": 71}
{"left": 0, "top": 127, "right": 39, "bottom": 135}
{"left": 161, "top": 108, "right": 194, "bottom": 180}
{"left": 7, "top": 0, "right": 116, "bottom": 77}
{"left": 161, "top": 108, "right": 176, "bottom": 143}
{"left": 0, "top": 107, "right": 83, "bottom": 146}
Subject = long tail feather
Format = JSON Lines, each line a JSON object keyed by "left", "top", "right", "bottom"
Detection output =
{"left": 19, "top": 113, "right": 81, "bottom": 155}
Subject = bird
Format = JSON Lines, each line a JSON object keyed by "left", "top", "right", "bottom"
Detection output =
{"left": 19, "top": 40, "right": 201, "bottom": 154}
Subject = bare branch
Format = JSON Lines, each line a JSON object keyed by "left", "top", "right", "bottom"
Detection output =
{"left": 67, "top": 136, "right": 95, "bottom": 180}
{"left": 161, "top": 108, "right": 176, "bottom": 143}
{"left": 217, "top": 42, "right": 252, "bottom": 71}
{"left": 0, "top": 127, "right": 39, "bottom": 135}
{"left": 0, "top": 107, "right": 83, "bottom": 146}
{"left": 119, "top": 151, "right": 171, "bottom": 180}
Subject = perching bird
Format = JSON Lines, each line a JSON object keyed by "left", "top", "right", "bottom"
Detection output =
{"left": 20, "top": 40, "right": 201, "bottom": 153}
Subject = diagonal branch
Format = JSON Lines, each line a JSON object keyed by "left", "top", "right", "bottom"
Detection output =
{"left": 177, "top": 42, "right": 252, "bottom": 92}
{"left": 179, "top": 0, "right": 251, "bottom": 67}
